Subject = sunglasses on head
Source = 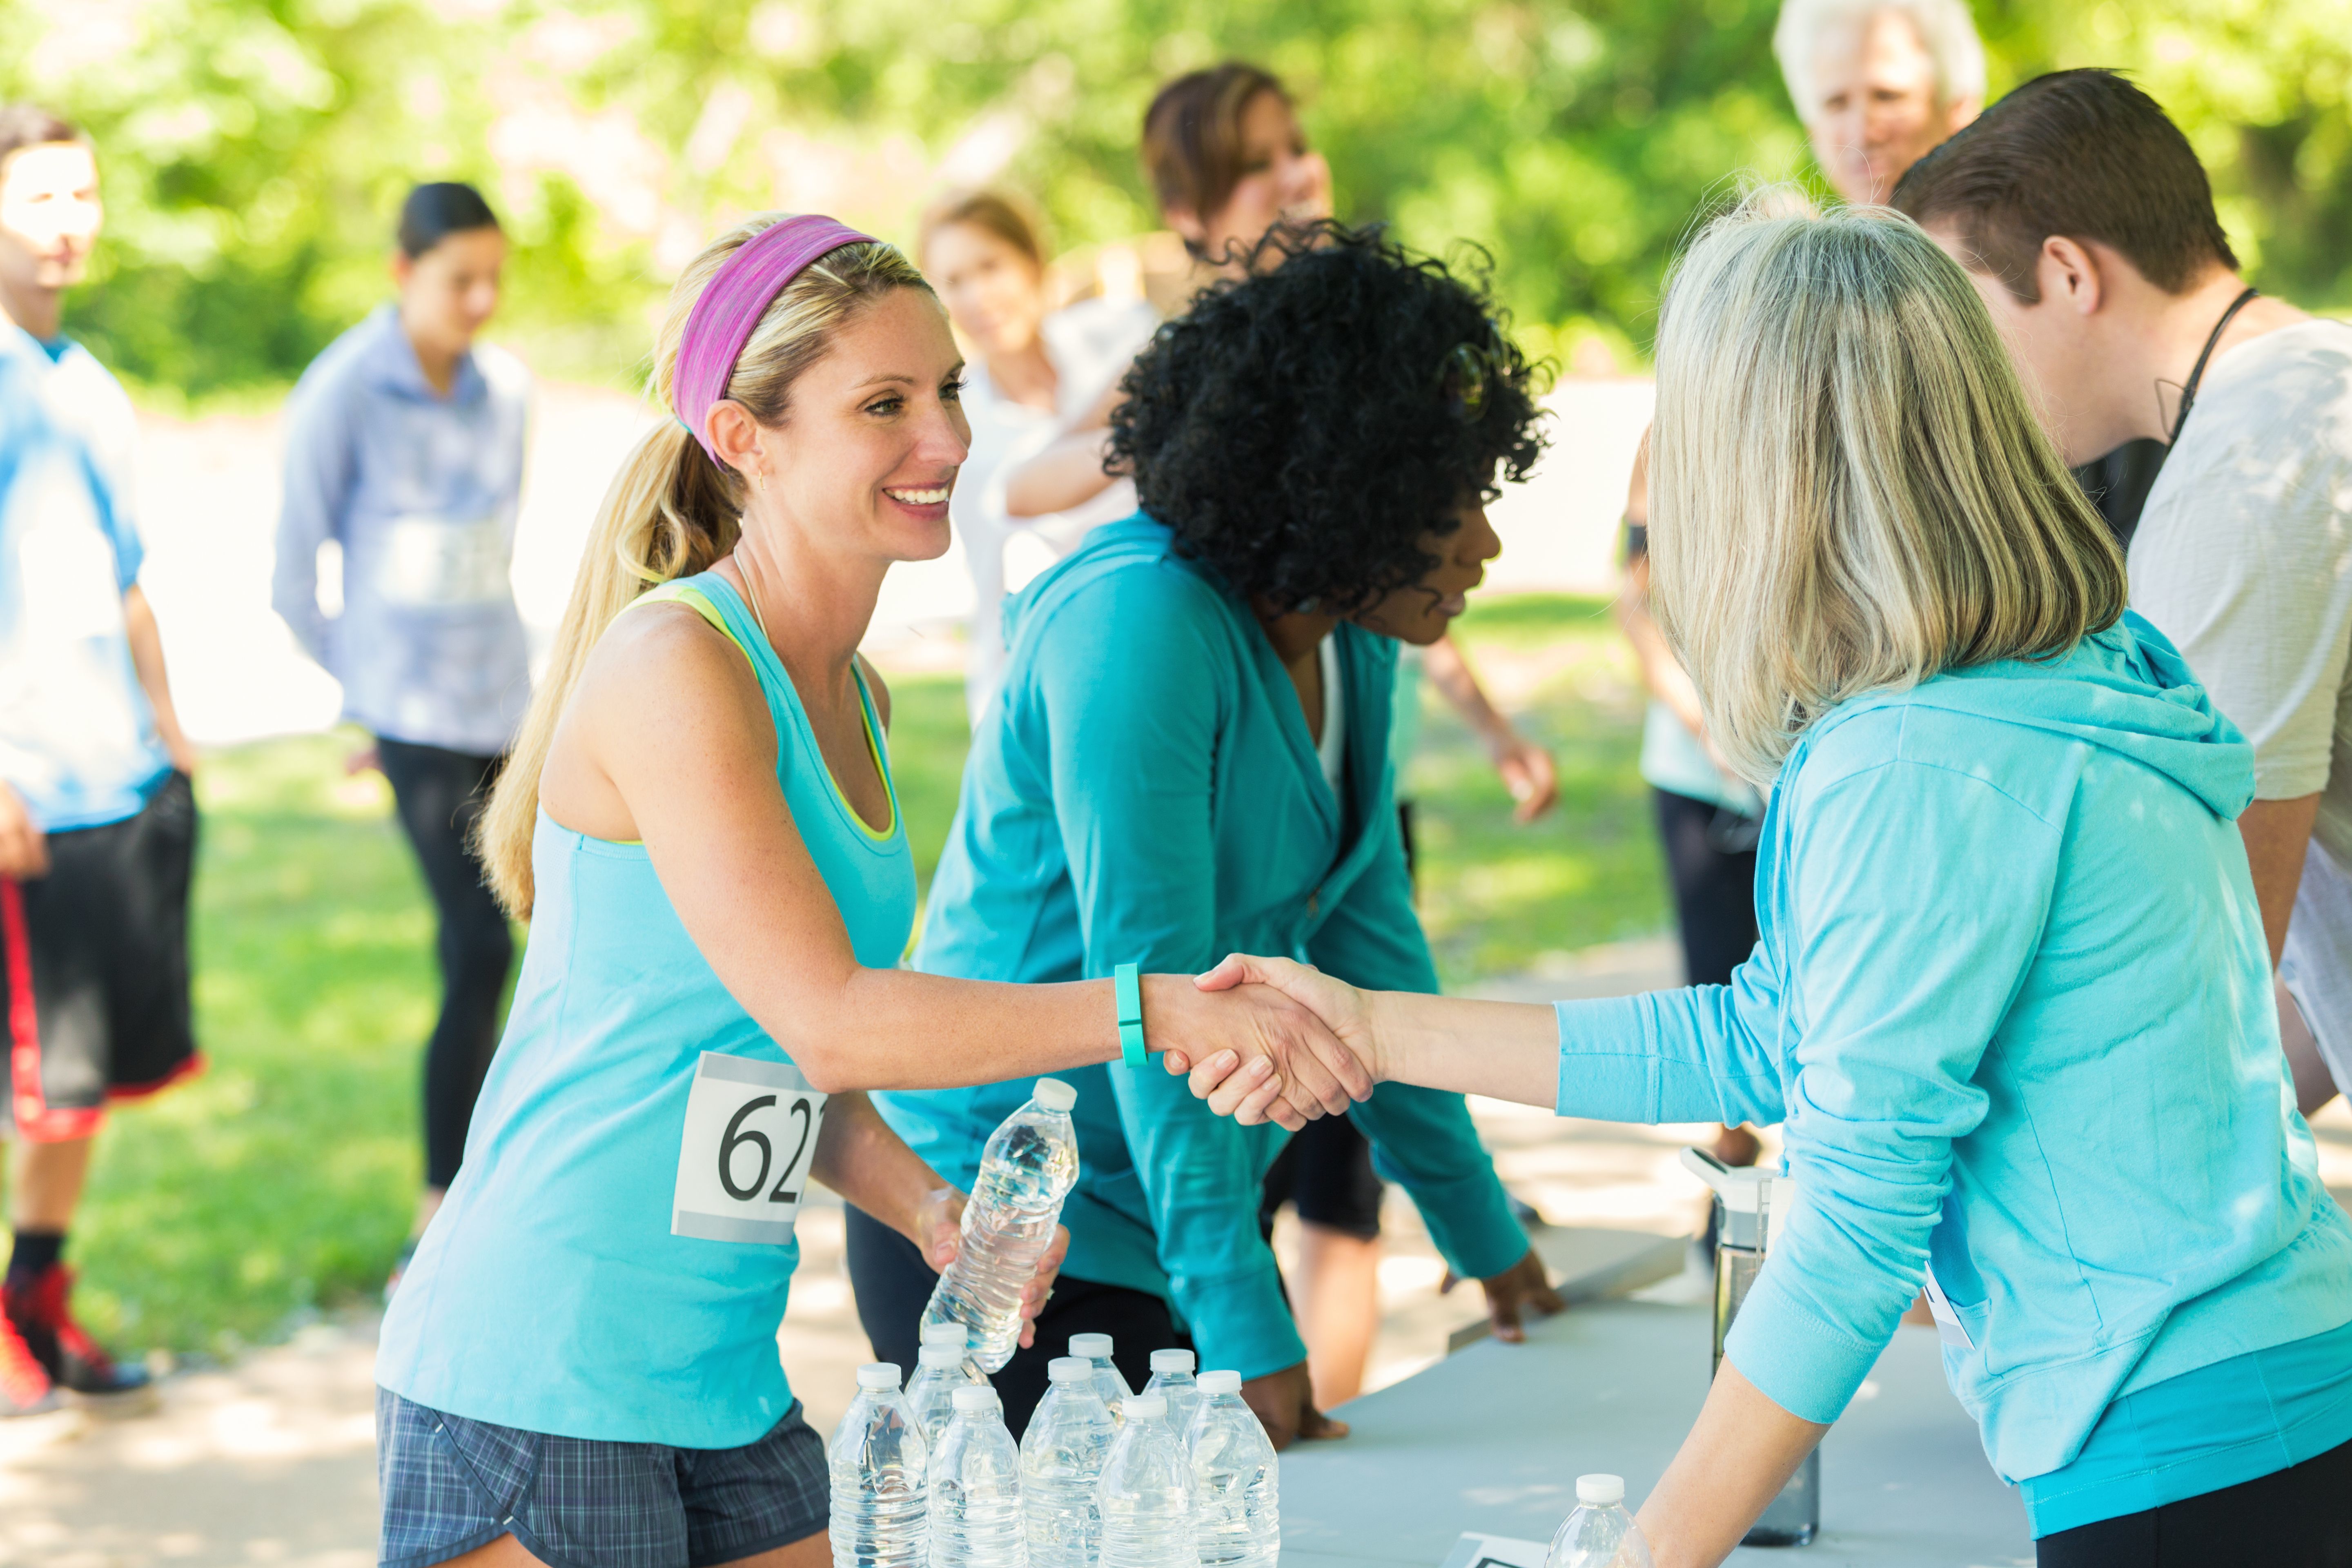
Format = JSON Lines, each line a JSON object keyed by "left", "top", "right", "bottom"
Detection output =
{"left": 1441, "top": 332, "right": 1505, "bottom": 423}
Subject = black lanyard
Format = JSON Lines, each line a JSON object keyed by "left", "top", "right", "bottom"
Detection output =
{"left": 2171, "top": 287, "right": 2260, "bottom": 443}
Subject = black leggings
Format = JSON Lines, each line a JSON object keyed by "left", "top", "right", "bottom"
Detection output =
{"left": 375, "top": 738, "right": 513, "bottom": 1192}
{"left": 843, "top": 1203, "right": 1188, "bottom": 1438}
{"left": 2036, "top": 1437, "right": 2352, "bottom": 1566}
{"left": 1652, "top": 787, "right": 1759, "bottom": 987}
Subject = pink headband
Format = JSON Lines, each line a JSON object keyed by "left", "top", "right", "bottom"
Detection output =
{"left": 673, "top": 214, "right": 877, "bottom": 464}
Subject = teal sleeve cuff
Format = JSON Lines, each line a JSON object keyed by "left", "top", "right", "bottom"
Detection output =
{"left": 1173, "top": 1263, "right": 1309, "bottom": 1382}
{"left": 1554, "top": 996, "right": 1680, "bottom": 1120}
{"left": 1720, "top": 1257, "right": 1889, "bottom": 1426}
{"left": 1553, "top": 991, "right": 1788, "bottom": 1127}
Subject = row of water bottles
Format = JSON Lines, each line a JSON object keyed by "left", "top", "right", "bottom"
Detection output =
{"left": 829, "top": 1331, "right": 1277, "bottom": 1568}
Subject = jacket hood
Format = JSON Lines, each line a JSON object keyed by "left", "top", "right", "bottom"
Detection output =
{"left": 1814, "top": 610, "right": 2256, "bottom": 821}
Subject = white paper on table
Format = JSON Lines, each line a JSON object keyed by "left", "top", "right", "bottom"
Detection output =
{"left": 1438, "top": 1532, "right": 1551, "bottom": 1568}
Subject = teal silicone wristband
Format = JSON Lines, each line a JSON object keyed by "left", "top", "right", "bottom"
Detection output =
{"left": 1115, "top": 962, "right": 1146, "bottom": 1068}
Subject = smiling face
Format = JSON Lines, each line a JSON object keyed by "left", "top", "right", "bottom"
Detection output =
{"left": 740, "top": 286, "right": 972, "bottom": 565}
{"left": 1347, "top": 498, "right": 1503, "bottom": 646}
{"left": 1803, "top": 9, "right": 1972, "bottom": 207}
{"left": 0, "top": 141, "right": 102, "bottom": 300}
{"left": 922, "top": 220, "right": 1047, "bottom": 361}
{"left": 1185, "top": 90, "right": 1334, "bottom": 272}
{"left": 395, "top": 225, "right": 506, "bottom": 363}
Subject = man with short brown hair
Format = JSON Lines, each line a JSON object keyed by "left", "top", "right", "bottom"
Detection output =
{"left": 1897, "top": 69, "right": 2352, "bottom": 1119}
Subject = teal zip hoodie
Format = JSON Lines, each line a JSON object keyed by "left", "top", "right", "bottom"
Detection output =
{"left": 883, "top": 517, "right": 1526, "bottom": 1380}
{"left": 1556, "top": 612, "right": 2352, "bottom": 1483}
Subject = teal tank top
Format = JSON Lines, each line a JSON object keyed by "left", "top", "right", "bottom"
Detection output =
{"left": 375, "top": 572, "right": 917, "bottom": 1447}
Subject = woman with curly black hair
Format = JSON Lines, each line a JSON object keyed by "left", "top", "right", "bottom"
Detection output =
{"left": 851, "top": 224, "right": 1564, "bottom": 1446}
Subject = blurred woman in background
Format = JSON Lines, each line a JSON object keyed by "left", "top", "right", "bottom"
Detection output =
{"left": 916, "top": 191, "right": 1156, "bottom": 725}
{"left": 271, "top": 182, "right": 530, "bottom": 1292}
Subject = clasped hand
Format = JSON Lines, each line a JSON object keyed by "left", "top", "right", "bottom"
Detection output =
{"left": 1156, "top": 955, "right": 1377, "bottom": 1126}
{"left": 1145, "top": 970, "right": 1374, "bottom": 1131}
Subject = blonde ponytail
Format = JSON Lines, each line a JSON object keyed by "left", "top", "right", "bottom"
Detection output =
{"left": 477, "top": 216, "right": 933, "bottom": 916}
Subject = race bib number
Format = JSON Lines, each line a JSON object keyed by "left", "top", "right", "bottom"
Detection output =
{"left": 381, "top": 514, "right": 511, "bottom": 606}
{"left": 671, "top": 1053, "right": 827, "bottom": 1245}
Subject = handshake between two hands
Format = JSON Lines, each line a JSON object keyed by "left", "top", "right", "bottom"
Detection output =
{"left": 1153, "top": 953, "right": 1379, "bottom": 1132}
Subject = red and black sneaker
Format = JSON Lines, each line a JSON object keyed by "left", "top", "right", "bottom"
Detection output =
{"left": 3, "top": 1263, "right": 151, "bottom": 1399}
{"left": 0, "top": 1302, "right": 58, "bottom": 1417}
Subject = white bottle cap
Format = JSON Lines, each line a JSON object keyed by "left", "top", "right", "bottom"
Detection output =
{"left": 1149, "top": 1348, "right": 1195, "bottom": 1374}
{"left": 1033, "top": 1077, "right": 1078, "bottom": 1112}
{"left": 857, "top": 1362, "right": 902, "bottom": 1390}
{"left": 1576, "top": 1474, "right": 1626, "bottom": 1506}
{"left": 1047, "top": 1356, "right": 1093, "bottom": 1385}
{"left": 1069, "top": 1332, "right": 1114, "bottom": 1359}
{"left": 921, "top": 1322, "right": 970, "bottom": 1348}
{"left": 1198, "top": 1369, "right": 1243, "bottom": 1396}
{"left": 951, "top": 1384, "right": 1000, "bottom": 1414}
{"left": 1125, "top": 1392, "right": 1167, "bottom": 1419}
{"left": 918, "top": 1343, "right": 966, "bottom": 1368}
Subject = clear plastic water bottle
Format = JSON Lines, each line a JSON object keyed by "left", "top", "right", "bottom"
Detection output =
{"left": 828, "top": 1362, "right": 929, "bottom": 1568}
{"left": 922, "top": 1322, "right": 993, "bottom": 1387}
{"left": 1068, "top": 1331, "right": 1131, "bottom": 1423}
{"left": 930, "top": 1385, "right": 1028, "bottom": 1568}
{"left": 907, "top": 1338, "right": 977, "bottom": 1450}
{"left": 1020, "top": 1355, "right": 1116, "bottom": 1568}
{"left": 1096, "top": 1392, "right": 1194, "bottom": 1568}
{"left": 1544, "top": 1475, "right": 1654, "bottom": 1568}
{"left": 924, "top": 1079, "right": 1081, "bottom": 1372}
{"left": 1143, "top": 1348, "right": 1200, "bottom": 1437}
{"left": 1187, "top": 1370, "right": 1278, "bottom": 1568}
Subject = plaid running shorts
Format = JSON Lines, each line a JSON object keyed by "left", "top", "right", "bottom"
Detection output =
{"left": 377, "top": 1386, "right": 829, "bottom": 1568}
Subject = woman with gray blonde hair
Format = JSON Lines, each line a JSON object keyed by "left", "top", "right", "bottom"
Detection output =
{"left": 1180, "top": 199, "right": 2352, "bottom": 1565}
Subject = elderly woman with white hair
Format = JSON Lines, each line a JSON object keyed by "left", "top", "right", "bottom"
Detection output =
{"left": 1179, "top": 199, "right": 2352, "bottom": 1567}
{"left": 1773, "top": 0, "right": 1982, "bottom": 206}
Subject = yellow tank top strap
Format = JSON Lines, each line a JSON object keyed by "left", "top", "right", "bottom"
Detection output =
{"left": 633, "top": 580, "right": 754, "bottom": 664}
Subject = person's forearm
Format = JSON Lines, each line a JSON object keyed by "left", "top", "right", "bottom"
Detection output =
{"left": 811, "top": 1090, "right": 953, "bottom": 1244}
{"left": 1636, "top": 1360, "right": 1828, "bottom": 1568}
{"left": 1423, "top": 635, "right": 1512, "bottom": 745}
{"left": 1004, "top": 429, "right": 1117, "bottom": 518}
{"left": 2240, "top": 794, "right": 2322, "bottom": 967}
{"left": 776, "top": 967, "right": 1126, "bottom": 1094}
{"left": 122, "top": 587, "right": 194, "bottom": 768}
{"left": 1369, "top": 990, "right": 1559, "bottom": 1108}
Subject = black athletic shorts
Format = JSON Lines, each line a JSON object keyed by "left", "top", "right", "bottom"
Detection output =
{"left": 0, "top": 772, "right": 200, "bottom": 1142}
{"left": 1258, "top": 1111, "right": 1385, "bottom": 1242}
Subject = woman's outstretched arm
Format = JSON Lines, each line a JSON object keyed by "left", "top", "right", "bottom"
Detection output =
{"left": 550, "top": 604, "right": 1368, "bottom": 1120}
{"left": 1179, "top": 949, "right": 1790, "bottom": 1131}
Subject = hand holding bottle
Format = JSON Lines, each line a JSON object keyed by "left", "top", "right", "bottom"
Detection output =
{"left": 911, "top": 1185, "right": 1067, "bottom": 1352}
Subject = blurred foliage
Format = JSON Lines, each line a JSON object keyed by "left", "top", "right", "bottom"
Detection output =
{"left": 6, "top": 0, "right": 2351, "bottom": 398}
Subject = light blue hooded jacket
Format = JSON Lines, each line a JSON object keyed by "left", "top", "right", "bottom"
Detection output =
{"left": 1555, "top": 612, "right": 2352, "bottom": 1485}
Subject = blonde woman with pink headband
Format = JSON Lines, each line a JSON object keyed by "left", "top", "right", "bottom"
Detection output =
{"left": 370, "top": 214, "right": 1364, "bottom": 1568}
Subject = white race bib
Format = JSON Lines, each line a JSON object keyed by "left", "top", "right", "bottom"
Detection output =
{"left": 381, "top": 514, "right": 511, "bottom": 606}
{"left": 671, "top": 1052, "right": 827, "bottom": 1245}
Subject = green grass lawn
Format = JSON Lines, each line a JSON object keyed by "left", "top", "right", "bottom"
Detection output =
{"left": 62, "top": 594, "right": 1664, "bottom": 1356}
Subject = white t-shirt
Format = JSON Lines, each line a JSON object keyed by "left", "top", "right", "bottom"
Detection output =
{"left": 2128, "top": 318, "right": 2352, "bottom": 1092}
{"left": 952, "top": 295, "right": 1160, "bottom": 725}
